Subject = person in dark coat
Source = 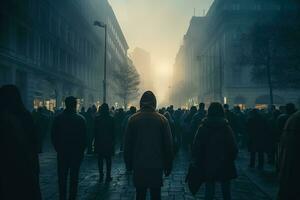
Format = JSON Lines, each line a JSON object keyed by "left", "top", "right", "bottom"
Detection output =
{"left": 34, "top": 107, "right": 50, "bottom": 153}
{"left": 183, "top": 106, "right": 197, "bottom": 149}
{"left": 246, "top": 109, "right": 268, "bottom": 169}
{"left": 85, "top": 107, "right": 95, "bottom": 154}
{"left": 121, "top": 106, "right": 137, "bottom": 151}
{"left": 114, "top": 108, "right": 125, "bottom": 151}
{"left": 124, "top": 91, "right": 174, "bottom": 200}
{"left": 277, "top": 111, "right": 300, "bottom": 200}
{"left": 0, "top": 85, "right": 42, "bottom": 200}
{"left": 51, "top": 96, "right": 87, "bottom": 200}
{"left": 94, "top": 103, "right": 115, "bottom": 182}
{"left": 192, "top": 102, "right": 238, "bottom": 200}
{"left": 190, "top": 103, "right": 207, "bottom": 142}
{"left": 277, "top": 103, "right": 297, "bottom": 138}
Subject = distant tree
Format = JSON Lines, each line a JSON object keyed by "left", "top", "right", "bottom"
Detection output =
{"left": 113, "top": 64, "right": 140, "bottom": 109}
{"left": 237, "top": 18, "right": 300, "bottom": 105}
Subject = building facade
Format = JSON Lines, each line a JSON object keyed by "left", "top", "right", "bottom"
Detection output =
{"left": 173, "top": 0, "right": 300, "bottom": 108}
{"left": 130, "top": 47, "right": 153, "bottom": 92}
{"left": 0, "top": 0, "right": 129, "bottom": 110}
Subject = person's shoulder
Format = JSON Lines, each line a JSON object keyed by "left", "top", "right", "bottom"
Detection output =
{"left": 157, "top": 112, "right": 168, "bottom": 122}
{"left": 127, "top": 112, "right": 140, "bottom": 122}
{"left": 74, "top": 113, "right": 86, "bottom": 122}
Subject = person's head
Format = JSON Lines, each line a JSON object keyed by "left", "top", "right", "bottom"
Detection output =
{"left": 190, "top": 106, "right": 197, "bottom": 114}
{"left": 199, "top": 103, "right": 205, "bottom": 111}
{"left": 268, "top": 105, "right": 276, "bottom": 112}
{"left": 223, "top": 104, "right": 229, "bottom": 111}
{"left": 65, "top": 96, "right": 77, "bottom": 111}
{"left": 140, "top": 91, "right": 157, "bottom": 110}
{"left": 249, "top": 108, "right": 259, "bottom": 117}
{"left": 234, "top": 105, "right": 241, "bottom": 112}
{"left": 164, "top": 111, "right": 172, "bottom": 121}
{"left": 208, "top": 102, "right": 225, "bottom": 118}
{"left": 286, "top": 103, "right": 297, "bottom": 115}
{"left": 129, "top": 106, "right": 137, "bottom": 114}
{"left": 81, "top": 107, "right": 85, "bottom": 113}
{"left": 100, "top": 103, "right": 109, "bottom": 115}
{"left": 0, "top": 85, "right": 25, "bottom": 114}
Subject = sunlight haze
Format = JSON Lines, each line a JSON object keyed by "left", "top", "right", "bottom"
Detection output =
{"left": 109, "top": 0, "right": 214, "bottom": 104}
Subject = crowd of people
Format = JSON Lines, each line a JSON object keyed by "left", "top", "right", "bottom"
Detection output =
{"left": 1, "top": 84, "right": 299, "bottom": 200}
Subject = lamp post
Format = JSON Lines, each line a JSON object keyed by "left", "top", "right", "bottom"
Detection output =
{"left": 94, "top": 20, "right": 107, "bottom": 103}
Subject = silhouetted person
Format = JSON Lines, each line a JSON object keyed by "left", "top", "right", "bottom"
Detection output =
{"left": 114, "top": 108, "right": 125, "bottom": 151}
{"left": 51, "top": 96, "right": 87, "bottom": 200}
{"left": 192, "top": 102, "right": 238, "bottom": 200}
{"left": 277, "top": 103, "right": 297, "bottom": 138}
{"left": 278, "top": 111, "right": 300, "bottom": 200}
{"left": 34, "top": 107, "right": 50, "bottom": 153}
{"left": 190, "top": 103, "right": 207, "bottom": 141}
{"left": 85, "top": 107, "right": 95, "bottom": 154}
{"left": 246, "top": 109, "right": 268, "bottom": 169}
{"left": 121, "top": 106, "right": 137, "bottom": 151}
{"left": 124, "top": 91, "right": 174, "bottom": 200}
{"left": 94, "top": 103, "right": 115, "bottom": 182}
{"left": 224, "top": 104, "right": 238, "bottom": 141}
{"left": 183, "top": 106, "right": 197, "bottom": 149}
{"left": 0, "top": 85, "right": 41, "bottom": 200}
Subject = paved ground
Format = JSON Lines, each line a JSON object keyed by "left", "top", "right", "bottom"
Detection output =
{"left": 39, "top": 150, "right": 278, "bottom": 200}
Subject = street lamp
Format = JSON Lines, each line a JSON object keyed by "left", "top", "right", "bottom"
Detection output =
{"left": 94, "top": 20, "right": 107, "bottom": 103}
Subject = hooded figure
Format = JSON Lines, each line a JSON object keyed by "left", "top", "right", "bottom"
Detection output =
{"left": 124, "top": 91, "right": 173, "bottom": 200}
{"left": 192, "top": 102, "right": 238, "bottom": 200}
{"left": 0, "top": 85, "right": 41, "bottom": 200}
{"left": 278, "top": 111, "right": 300, "bottom": 200}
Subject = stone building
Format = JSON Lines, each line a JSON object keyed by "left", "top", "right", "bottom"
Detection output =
{"left": 0, "top": 0, "right": 129, "bottom": 110}
{"left": 174, "top": 0, "right": 300, "bottom": 108}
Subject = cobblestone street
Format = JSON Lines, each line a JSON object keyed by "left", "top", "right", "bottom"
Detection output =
{"left": 40, "top": 150, "right": 277, "bottom": 200}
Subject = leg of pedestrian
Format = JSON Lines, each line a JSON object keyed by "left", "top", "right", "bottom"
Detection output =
{"left": 105, "top": 156, "right": 112, "bottom": 182}
{"left": 258, "top": 152, "right": 264, "bottom": 170}
{"left": 250, "top": 152, "right": 256, "bottom": 168}
{"left": 136, "top": 187, "right": 147, "bottom": 200}
{"left": 69, "top": 165, "right": 80, "bottom": 200}
{"left": 221, "top": 181, "right": 232, "bottom": 200}
{"left": 57, "top": 157, "right": 68, "bottom": 200}
{"left": 98, "top": 155, "right": 104, "bottom": 180}
{"left": 205, "top": 182, "right": 215, "bottom": 200}
{"left": 150, "top": 187, "right": 161, "bottom": 200}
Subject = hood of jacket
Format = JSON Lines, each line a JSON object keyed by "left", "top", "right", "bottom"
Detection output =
{"left": 140, "top": 91, "right": 157, "bottom": 111}
{"left": 202, "top": 117, "right": 229, "bottom": 128}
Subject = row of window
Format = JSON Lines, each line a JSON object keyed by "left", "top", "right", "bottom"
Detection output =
{"left": 223, "top": 3, "right": 282, "bottom": 11}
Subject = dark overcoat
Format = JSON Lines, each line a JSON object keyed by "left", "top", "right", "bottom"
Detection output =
{"left": 278, "top": 111, "right": 300, "bottom": 200}
{"left": 192, "top": 117, "right": 238, "bottom": 182}
{"left": 94, "top": 114, "right": 115, "bottom": 156}
{"left": 124, "top": 92, "right": 173, "bottom": 188}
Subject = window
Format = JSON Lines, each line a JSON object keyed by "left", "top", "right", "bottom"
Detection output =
{"left": 17, "top": 25, "right": 28, "bottom": 56}
{"left": 232, "top": 3, "right": 240, "bottom": 11}
{"left": 0, "top": 14, "right": 9, "bottom": 48}
{"left": 254, "top": 4, "right": 261, "bottom": 11}
{"left": 28, "top": 32, "right": 35, "bottom": 60}
{"left": 60, "top": 49, "right": 66, "bottom": 69}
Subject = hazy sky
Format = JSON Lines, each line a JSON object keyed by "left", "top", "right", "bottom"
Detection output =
{"left": 109, "top": 0, "right": 214, "bottom": 104}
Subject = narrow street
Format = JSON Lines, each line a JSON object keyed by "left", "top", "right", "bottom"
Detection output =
{"left": 40, "top": 150, "right": 278, "bottom": 200}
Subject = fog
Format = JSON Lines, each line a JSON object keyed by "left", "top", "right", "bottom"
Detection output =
{"left": 109, "top": 0, "right": 213, "bottom": 105}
